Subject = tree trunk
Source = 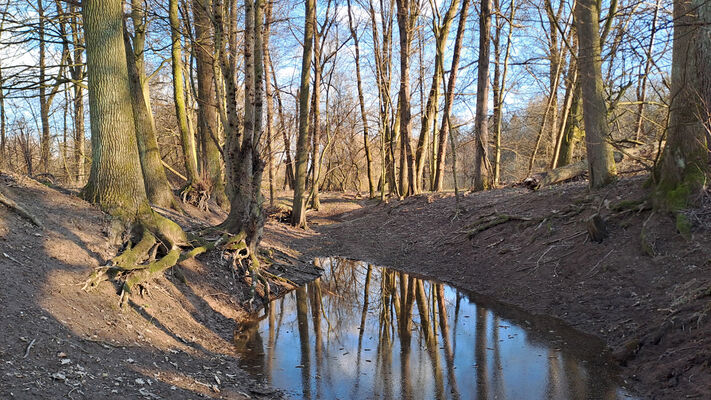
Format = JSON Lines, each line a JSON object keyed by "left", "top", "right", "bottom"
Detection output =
{"left": 270, "top": 59, "right": 295, "bottom": 189}
{"left": 70, "top": 6, "right": 85, "bottom": 183}
{"left": 309, "top": 19, "right": 322, "bottom": 210}
{"left": 170, "top": 0, "right": 200, "bottom": 185}
{"left": 492, "top": 0, "right": 516, "bottom": 186}
{"left": 415, "top": 0, "right": 459, "bottom": 192}
{"left": 124, "top": 3, "right": 177, "bottom": 210}
{"left": 574, "top": 0, "right": 617, "bottom": 188}
{"left": 263, "top": 0, "right": 275, "bottom": 206}
{"left": 434, "top": 0, "right": 470, "bottom": 191}
{"left": 654, "top": 0, "right": 710, "bottom": 218}
{"left": 221, "top": 0, "right": 267, "bottom": 249}
{"left": 347, "top": 0, "right": 376, "bottom": 198}
{"left": 81, "top": 0, "right": 148, "bottom": 218}
{"left": 193, "top": 0, "right": 227, "bottom": 208}
{"left": 39, "top": 0, "right": 50, "bottom": 173}
{"left": 291, "top": 0, "right": 315, "bottom": 228}
{"left": 396, "top": 0, "right": 418, "bottom": 196}
{"left": 472, "top": 0, "right": 492, "bottom": 191}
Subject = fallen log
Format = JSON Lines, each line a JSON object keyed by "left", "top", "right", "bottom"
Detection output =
{"left": 0, "top": 189, "right": 42, "bottom": 227}
{"left": 523, "top": 151, "right": 625, "bottom": 190}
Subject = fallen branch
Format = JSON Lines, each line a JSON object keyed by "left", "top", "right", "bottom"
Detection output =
{"left": 0, "top": 190, "right": 42, "bottom": 227}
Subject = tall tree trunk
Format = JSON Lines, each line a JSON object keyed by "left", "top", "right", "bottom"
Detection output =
{"left": 291, "top": 0, "right": 315, "bottom": 228}
{"left": 492, "top": 0, "right": 516, "bottom": 186}
{"left": 434, "top": 0, "right": 470, "bottom": 191}
{"left": 395, "top": 0, "right": 418, "bottom": 196}
{"left": 417, "top": 0, "right": 460, "bottom": 189}
{"left": 472, "top": 0, "right": 493, "bottom": 191}
{"left": 557, "top": 80, "right": 583, "bottom": 167}
{"left": 574, "top": 0, "right": 617, "bottom": 188}
{"left": 38, "top": 0, "right": 51, "bottom": 174}
{"left": 0, "top": 60, "right": 5, "bottom": 169}
{"left": 193, "top": 0, "right": 228, "bottom": 208}
{"left": 70, "top": 6, "right": 85, "bottom": 183}
{"left": 263, "top": 0, "right": 275, "bottom": 206}
{"left": 654, "top": 0, "right": 710, "bottom": 219}
{"left": 221, "top": 0, "right": 267, "bottom": 249}
{"left": 124, "top": 25, "right": 178, "bottom": 210}
{"left": 309, "top": 19, "right": 322, "bottom": 210}
{"left": 170, "top": 0, "right": 200, "bottom": 185}
{"left": 347, "top": 0, "right": 375, "bottom": 198}
{"left": 81, "top": 0, "right": 148, "bottom": 218}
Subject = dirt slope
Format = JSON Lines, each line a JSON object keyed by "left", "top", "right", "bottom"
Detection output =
{"left": 270, "top": 177, "right": 711, "bottom": 400}
{"left": 0, "top": 172, "right": 317, "bottom": 399}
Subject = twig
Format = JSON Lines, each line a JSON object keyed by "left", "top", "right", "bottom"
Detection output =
{"left": 23, "top": 338, "right": 36, "bottom": 358}
{"left": 587, "top": 249, "right": 614, "bottom": 277}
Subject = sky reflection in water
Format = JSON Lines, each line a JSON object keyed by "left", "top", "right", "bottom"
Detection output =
{"left": 234, "top": 257, "right": 638, "bottom": 400}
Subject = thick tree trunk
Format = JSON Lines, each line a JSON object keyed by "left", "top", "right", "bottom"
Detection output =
{"left": 654, "top": 0, "right": 710, "bottom": 217}
{"left": 170, "top": 0, "right": 200, "bottom": 185}
{"left": 574, "top": 0, "right": 617, "bottom": 188}
{"left": 557, "top": 80, "right": 583, "bottom": 166}
{"left": 472, "top": 0, "right": 492, "bottom": 191}
{"left": 291, "top": 0, "right": 315, "bottom": 228}
{"left": 81, "top": 0, "right": 148, "bottom": 218}
{"left": 193, "top": 0, "right": 227, "bottom": 208}
{"left": 433, "top": 0, "right": 470, "bottom": 191}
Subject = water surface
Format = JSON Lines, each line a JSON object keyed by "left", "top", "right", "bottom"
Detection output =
{"left": 234, "top": 257, "right": 638, "bottom": 399}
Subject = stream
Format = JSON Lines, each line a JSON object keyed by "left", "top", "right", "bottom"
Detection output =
{"left": 234, "top": 257, "right": 639, "bottom": 399}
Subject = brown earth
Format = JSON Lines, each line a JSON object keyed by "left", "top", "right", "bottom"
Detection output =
{"left": 1, "top": 171, "right": 710, "bottom": 399}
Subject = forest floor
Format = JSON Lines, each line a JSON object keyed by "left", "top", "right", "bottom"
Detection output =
{"left": 1, "top": 171, "right": 710, "bottom": 399}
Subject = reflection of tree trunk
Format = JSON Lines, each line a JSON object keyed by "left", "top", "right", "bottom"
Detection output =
{"left": 358, "top": 266, "right": 373, "bottom": 346}
{"left": 563, "top": 354, "right": 587, "bottom": 398}
{"left": 309, "top": 279, "right": 323, "bottom": 398}
{"left": 436, "top": 285, "right": 460, "bottom": 399}
{"left": 295, "top": 287, "right": 311, "bottom": 399}
{"left": 475, "top": 307, "right": 489, "bottom": 400}
{"left": 545, "top": 349, "right": 564, "bottom": 398}
{"left": 489, "top": 316, "right": 504, "bottom": 398}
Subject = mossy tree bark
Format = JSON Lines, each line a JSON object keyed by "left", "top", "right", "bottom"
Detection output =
{"left": 654, "top": 0, "right": 710, "bottom": 230}
{"left": 124, "top": 3, "right": 178, "bottom": 210}
{"left": 81, "top": 0, "right": 148, "bottom": 219}
{"left": 170, "top": 0, "right": 200, "bottom": 186}
{"left": 292, "top": 0, "right": 315, "bottom": 228}
{"left": 193, "top": 0, "right": 228, "bottom": 209}
{"left": 574, "top": 0, "right": 617, "bottom": 188}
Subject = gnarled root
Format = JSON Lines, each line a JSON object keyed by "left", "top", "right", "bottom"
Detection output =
{"left": 180, "top": 181, "right": 211, "bottom": 211}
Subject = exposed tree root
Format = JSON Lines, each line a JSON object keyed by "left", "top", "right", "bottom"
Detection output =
{"left": 180, "top": 181, "right": 211, "bottom": 211}
{"left": 82, "top": 212, "right": 272, "bottom": 309}
{"left": 0, "top": 190, "right": 42, "bottom": 227}
{"left": 462, "top": 205, "right": 586, "bottom": 240}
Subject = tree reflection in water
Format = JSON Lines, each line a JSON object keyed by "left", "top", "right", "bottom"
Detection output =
{"left": 234, "top": 257, "right": 637, "bottom": 400}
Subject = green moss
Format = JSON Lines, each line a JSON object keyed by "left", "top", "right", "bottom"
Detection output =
{"left": 675, "top": 213, "right": 692, "bottom": 239}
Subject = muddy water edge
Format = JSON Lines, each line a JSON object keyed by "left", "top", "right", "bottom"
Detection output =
{"left": 234, "top": 257, "right": 640, "bottom": 400}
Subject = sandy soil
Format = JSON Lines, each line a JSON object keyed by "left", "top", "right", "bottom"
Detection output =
{"left": 1, "top": 171, "right": 709, "bottom": 399}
